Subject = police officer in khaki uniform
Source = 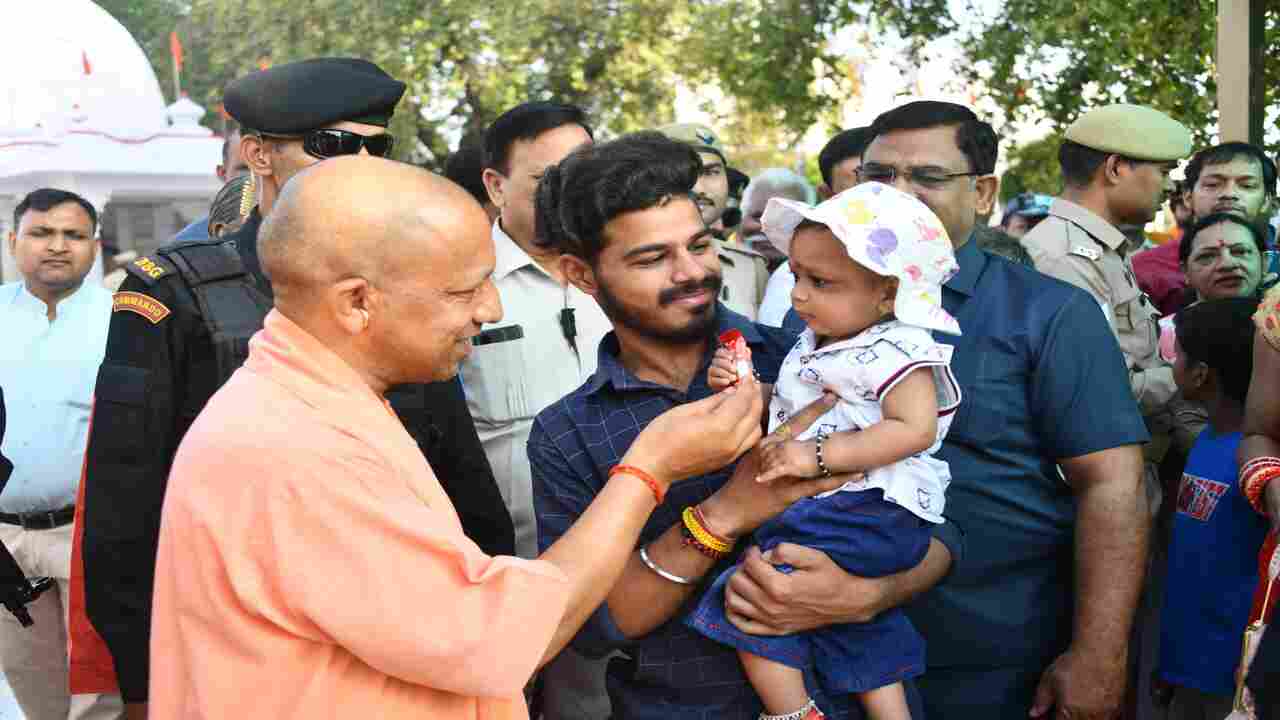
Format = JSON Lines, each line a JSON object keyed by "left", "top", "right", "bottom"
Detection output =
{"left": 1022, "top": 104, "right": 1192, "bottom": 417}
{"left": 655, "top": 123, "right": 771, "bottom": 320}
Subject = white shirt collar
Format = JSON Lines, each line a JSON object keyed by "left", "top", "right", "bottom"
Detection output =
{"left": 5, "top": 279, "right": 93, "bottom": 319}
{"left": 491, "top": 220, "right": 540, "bottom": 281}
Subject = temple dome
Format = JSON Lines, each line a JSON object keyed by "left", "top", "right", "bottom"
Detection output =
{"left": 0, "top": 0, "right": 170, "bottom": 138}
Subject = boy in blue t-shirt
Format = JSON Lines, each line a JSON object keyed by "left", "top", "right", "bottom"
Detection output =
{"left": 1159, "top": 297, "right": 1268, "bottom": 717}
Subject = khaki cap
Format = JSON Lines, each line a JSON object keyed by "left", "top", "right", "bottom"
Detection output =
{"left": 655, "top": 123, "right": 727, "bottom": 163}
{"left": 1064, "top": 104, "right": 1192, "bottom": 161}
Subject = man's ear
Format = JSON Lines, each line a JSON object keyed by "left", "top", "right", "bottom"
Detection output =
{"left": 560, "top": 254, "right": 598, "bottom": 297}
{"left": 818, "top": 183, "right": 834, "bottom": 201}
{"left": 482, "top": 168, "right": 506, "bottom": 209}
{"left": 238, "top": 134, "right": 274, "bottom": 179}
{"left": 1103, "top": 155, "right": 1128, "bottom": 187}
{"left": 6, "top": 231, "right": 15, "bottom": 257}
{"left": 974, "top": 175, "right": 1000, "bottom": 216}
{"left": 331, "top": 276, "right": 372, "bottom": 335}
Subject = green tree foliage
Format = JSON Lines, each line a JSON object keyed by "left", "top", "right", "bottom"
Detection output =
{"left": 101, "top": 0, "right": 1278, "bottom": 172}
{"left": 873, "top": 0, "right": 1278, "bottom": 155}
{"left": 999, "top": 135, "right": 1062, "bottom": 202}
{"left": 104, "top": 0, "right": 688, "bottom": 166}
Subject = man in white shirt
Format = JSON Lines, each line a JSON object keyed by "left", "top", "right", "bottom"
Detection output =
{"left": 0, "top": 189, "right": 120, "bottom": 720}
{"left": 470, "top": 102, "right": 613, "bottom": 718}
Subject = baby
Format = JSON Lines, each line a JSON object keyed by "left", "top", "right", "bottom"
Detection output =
{"left": 687, "top": 183, "right": 962, "bottom": 720}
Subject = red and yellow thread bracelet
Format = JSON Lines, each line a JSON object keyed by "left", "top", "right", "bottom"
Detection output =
{"left": 682, "top": 506, "right": 734, "bottom": 557}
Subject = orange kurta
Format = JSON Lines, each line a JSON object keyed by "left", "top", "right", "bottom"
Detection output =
{"left": 148, "top": 310, "right": 569, "bottom": 719}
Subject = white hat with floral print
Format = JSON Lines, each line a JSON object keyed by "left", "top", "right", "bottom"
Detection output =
{"left": 763, "top": 181, "right": 961, "bottom": 335}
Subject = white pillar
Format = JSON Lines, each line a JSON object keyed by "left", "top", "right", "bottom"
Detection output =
{"left": 0, "top": 195, "right": 17, "bottom": 284}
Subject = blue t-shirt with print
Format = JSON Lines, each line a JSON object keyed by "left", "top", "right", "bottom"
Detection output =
{"left": 1160, "top": 427, "right": 1270, "bottom": 696}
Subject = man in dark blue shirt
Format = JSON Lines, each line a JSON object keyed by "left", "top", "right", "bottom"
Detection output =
{"left": 530, "top": 132, "right": 963, "bottom": 718}
{"left": 764, "top": 102, "right": 1146, "bottom": 719}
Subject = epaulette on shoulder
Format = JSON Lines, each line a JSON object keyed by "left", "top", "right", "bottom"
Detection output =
{"left": 718, "top": 243, "right": 766, "bottom": 267}
{"left": 123, "top": 253, "right": 177, "bottom": 286}
{"left": 719, "top": 243, "right": 765, "bottom": 259}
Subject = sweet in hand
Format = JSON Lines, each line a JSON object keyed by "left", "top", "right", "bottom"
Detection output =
{"left": 710, "top": 329, "right": 754, "bottom": 391}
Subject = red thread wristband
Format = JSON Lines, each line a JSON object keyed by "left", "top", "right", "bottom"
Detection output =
{"left": 610, "top": 464, "right": 665, "bottom": 505}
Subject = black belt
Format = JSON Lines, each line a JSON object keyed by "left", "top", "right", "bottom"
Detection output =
{"left": 0, "top": 507, "right": 75, "bottom": 530}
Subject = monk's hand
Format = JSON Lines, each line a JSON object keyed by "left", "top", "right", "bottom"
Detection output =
{"left": 1029, "top": 647, "right": 1126, "bottom": 719}
{"left": 697, "top": 393, "right": 850, "bottom": 540}
{"left": 620, "top": 374, "right": 763, "bottom": 490}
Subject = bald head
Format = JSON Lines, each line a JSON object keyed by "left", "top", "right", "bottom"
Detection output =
{"left": 259, "top": 155, "right": 502, "bottom": 390}
{"left": 261, "top": 156, "right": 485, "bottom": 305}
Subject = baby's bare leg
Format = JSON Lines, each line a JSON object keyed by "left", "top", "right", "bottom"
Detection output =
{"left": 858, "top": 682, "right": 912, "bottom": 720}
{"left": 739, "top": 649, "right": 811, "bottom": 714}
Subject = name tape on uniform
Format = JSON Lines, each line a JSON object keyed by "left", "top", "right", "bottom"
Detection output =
{"left": 1069, "top": 245, "right": 1101, "bottom": 261}
{"left": 113, "top": 291, "right": 171, "bottom": 324}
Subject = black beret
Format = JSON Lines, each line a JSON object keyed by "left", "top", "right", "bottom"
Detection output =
{"left": 224, "top": 58, "right": 406, "bottom": 135}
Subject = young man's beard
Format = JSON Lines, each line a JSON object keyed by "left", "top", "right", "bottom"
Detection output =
{"left": 595, "top": 272, "right": 724, "bottom": 345}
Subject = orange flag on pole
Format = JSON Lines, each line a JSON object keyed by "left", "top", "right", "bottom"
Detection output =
{"left": 169, "top": 31, "right": 183, "bottom": 71}
{"left": 169, "top": 31, "right": 183, "bottom": 99}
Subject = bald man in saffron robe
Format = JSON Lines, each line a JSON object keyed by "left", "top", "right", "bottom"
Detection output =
{"left": 146, "top": 157, "right": 771, "bottom": 718}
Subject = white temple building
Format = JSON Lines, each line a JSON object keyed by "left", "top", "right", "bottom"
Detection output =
{"left": 0, "top": 0, "right": 224, "bottom": 284}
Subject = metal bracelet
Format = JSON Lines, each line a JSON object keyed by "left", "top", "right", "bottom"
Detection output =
{"left": 639, "top": 545, "right": 695, "bottom": 586}
{"left": 759, "top": 699, "right": 817, "bottom": 720}
{"left": 814, "top": 432, "right": 832, "bottom": 478}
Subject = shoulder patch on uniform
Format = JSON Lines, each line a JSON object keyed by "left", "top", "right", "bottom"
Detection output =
{"left": 1069, "top": 244, "right": 1101, "bottom": 261}
{"left": 113, "top": 291, "right": 171, "bottom": 324}
{"left": 124, "top": 255, "right": 173, "bottom": 285}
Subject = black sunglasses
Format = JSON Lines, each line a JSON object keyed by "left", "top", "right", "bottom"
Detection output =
{"left": 263, "top": 129, "right": 396, "bottom": 159}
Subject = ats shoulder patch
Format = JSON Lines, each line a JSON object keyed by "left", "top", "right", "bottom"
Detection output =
{"left": 132, "top": 256, "right": 168, "bottom": 280}
{"left": 113, "top": 291, "right": 171, "bottom": 324}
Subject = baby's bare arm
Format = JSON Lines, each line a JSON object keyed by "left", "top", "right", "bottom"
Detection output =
{"left": 819, "top": 368, "right": 938, "bottom": 474}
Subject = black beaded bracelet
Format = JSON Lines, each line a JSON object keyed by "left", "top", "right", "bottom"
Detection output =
{"left": 814, "top": 432, "right": 832, "bottom": 478}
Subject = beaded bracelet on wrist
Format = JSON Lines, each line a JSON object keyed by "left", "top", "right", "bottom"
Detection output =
{"left": 814, "top": 433, "right": 832, "bottom": 478}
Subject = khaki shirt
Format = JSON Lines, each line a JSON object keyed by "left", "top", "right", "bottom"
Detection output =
{"left": 717, "top": 241, "right": 771, "bottom": 321}
{"left": 1022, "top": 198, "right": 1175, "bottom": 415}
{"left": 458, "top": 223, "right": 612, "bottom": 559}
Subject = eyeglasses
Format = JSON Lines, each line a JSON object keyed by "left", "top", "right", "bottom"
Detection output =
{"left": 857, "top": 163, "right": 981, "bottom": 190}
{"left": 263, "top": 129, "right": 395, "bottom": 159}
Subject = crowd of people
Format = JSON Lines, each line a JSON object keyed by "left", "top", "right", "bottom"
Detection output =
{"left": 1, "top": 54, "right": 1279, "bottom": 720}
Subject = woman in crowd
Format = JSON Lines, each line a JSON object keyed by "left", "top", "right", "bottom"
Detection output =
{"left": 1158, "top": 213, "right": 1268, "bottom": 363}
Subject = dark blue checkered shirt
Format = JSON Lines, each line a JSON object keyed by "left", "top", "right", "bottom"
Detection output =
{"left": 530, "top": 306, "right": 912, "bottom": 719}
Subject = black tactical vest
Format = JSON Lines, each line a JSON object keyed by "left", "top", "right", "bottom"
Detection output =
{"left": 158, "top": 238, "right": 272, "bottom": 385}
